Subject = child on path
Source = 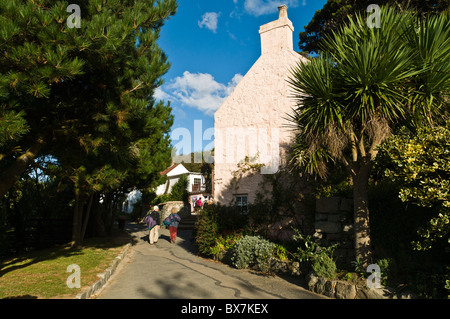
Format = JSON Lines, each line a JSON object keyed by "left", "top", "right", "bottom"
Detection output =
{"left": 164, "top": 208, "right": 181, "bottom": 243}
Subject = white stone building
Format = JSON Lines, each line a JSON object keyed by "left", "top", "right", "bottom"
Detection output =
{"left": 214, "top": 6, "right": 307, "bottom": 207}
{"left": 156, "top": 163, "right": 207, "bottom": 195}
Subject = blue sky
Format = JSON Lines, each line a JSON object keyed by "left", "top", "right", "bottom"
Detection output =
{"left": 154, "top": 0, "right": 327, "bottom": 155}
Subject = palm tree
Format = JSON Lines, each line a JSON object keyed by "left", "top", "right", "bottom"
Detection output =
{"left": 288, "top": 6, "right": 449, "bottom": 266}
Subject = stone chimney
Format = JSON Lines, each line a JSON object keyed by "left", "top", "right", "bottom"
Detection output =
{"left": 259, "top": 5, "right": 294, "bottom": 55}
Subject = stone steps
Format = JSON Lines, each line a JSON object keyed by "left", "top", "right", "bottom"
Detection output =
{"left": 177, "top": 215, "right": 198, "bottom": 230}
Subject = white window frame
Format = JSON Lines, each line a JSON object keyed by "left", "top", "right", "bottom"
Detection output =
{"left": 234, "top": 194, "right": 248, "bottom": 214}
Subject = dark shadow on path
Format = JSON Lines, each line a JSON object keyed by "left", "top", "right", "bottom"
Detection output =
{"left": 136, "top": 272, "right": 211, "bottom": 299}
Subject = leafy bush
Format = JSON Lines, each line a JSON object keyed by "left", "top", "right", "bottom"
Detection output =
{"left": 209, "top": 231, "right": 243, "bottom": 261}
{"left": 150, "top": 175, "right": 190, "bottom": 206}
{"left": 194, "top": 204, "right": 250, "bottom": 258}
{"left": 170, "top": 174, "right": 190, "bottom": 203}
{"left": 214, "top": 204, "right": 248, "bottom": 232}
{"left": 377, "top": 125, "right": 450, "bottom": 251}
{"left": 151, "top": 193, "right": 172, "bottom": 205}
{"left": 194, "top": 206, "right": 219, "bottom": 256}
{"left": 230, "top": 235, "right": 275, "bottom": 272}
{"left": 293, "top": 230, "right": 338, "bottom": 279}
{"left": 312, "top": 254, "right": 337, "bottom": 279}
{"left": 377, "top": 258, "right": 393, "bottom": 281}
{"left": 274, "top": 244, "right": 290, "bottom": 262}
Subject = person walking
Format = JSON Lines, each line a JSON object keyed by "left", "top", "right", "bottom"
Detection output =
{"left": 164, "top": 208, "right": 181, "bottom": 243}
{"left": 196, "top": 197, "right": 203, "bottom": 211}
{"left": 144, "top": 206, "right": 161, "bottom": 245}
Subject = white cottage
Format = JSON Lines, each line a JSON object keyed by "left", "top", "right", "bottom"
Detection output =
{"left": 214, "top": 5, "right": 307, "bottom": 207}
{"left": 156, "top": 163, "right": 207, "bottom": 195}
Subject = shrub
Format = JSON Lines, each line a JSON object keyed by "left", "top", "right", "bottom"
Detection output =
{"left": 214, "top": 204, "right": 248, "bottom": 231}
{"left": 293, "top": 230, "right": 338, "bottom": 279}
{"left": 312, "top": 254, "right": 337, "bottom": 279}
{"left": 194, "top": 207, "right": 219, "bottom": 256}
{"left": 230, "top": 235, "right": 275, "bottom": 273}
{"left": 274, "top": 244, "right": 289, "bottom": 262}
{"left": 170, "top": 174, "right": 190, "bottom": 203}
{"left": 210, "top": 231, "right": 243, "bottom": 261}
{"left": 377, "top": 125, "right": 450, "bottom": 251}
{"left": 151, "top": 193, "right": 172, "bottom": 205}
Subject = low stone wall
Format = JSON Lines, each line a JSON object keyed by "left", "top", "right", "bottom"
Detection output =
{"left": 306, "top": 272, "right": 417, "bottom": 299}
{"left": 269, "top": 258, "right": 301, "bottom": 276}
{"left": 314, "top": 197, "right": 354, "bottom": 268}
{"left": 158, "top": 201, "right": 191, "bottom": 224}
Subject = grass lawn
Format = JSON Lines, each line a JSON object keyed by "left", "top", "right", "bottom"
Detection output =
{"left": 0, "top": 232, "right": 130, "bottom": 299}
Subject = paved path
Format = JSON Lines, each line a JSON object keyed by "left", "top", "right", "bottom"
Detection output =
{"left": 93, "top": 222, "right": 325, "bottom": 299}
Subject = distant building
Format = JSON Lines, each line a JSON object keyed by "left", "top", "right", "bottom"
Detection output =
{"left": 157, "top": 163, "right": 211, "bottom": 213}
{"left": 214, "top": 6, "right": 307, "bottom": 208}
{"left": 156, "top": 163, "right": 207, "bottom": 195}
{"left": 122, "top": 189, "right": 142, "bottom": 214}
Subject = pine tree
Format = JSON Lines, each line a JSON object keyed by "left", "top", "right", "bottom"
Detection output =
{"left": 0, "top": 0, "right": 178, "bottom": 247}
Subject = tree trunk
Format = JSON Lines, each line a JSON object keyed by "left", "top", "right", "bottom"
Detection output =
{"left": 81, "top": 193, "right": 94, "bottom": 241}
{"left": 0, "top": 137, "right": 46, "bottom": 198}
{"left": 71, "top": 192, "right": 81, "bottom": 248}
{"left": 352, "top": 161, "right": 373, "bottom": 267}
{"left": 93, "top": 193, "right": 107, "bottom": 237}
{"left": 71, "top": 193, "right": 86, "bottom": 249}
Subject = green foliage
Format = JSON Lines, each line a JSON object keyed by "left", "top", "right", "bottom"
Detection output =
{"left": 292, "top": 5, "right": 450, "bottom": 180}
{"left": 445, "top": 269, "right": 450, "bottom": 298}
{"left": 369, "top": 180, "right": 449, "bottom": 298}
{"left": 209, "top": 231, "right": 243, "bottom": 261}
{"left": 377, "top": 125, "right": 450, "bottom": 250}
{"left": 289, "top": 4, "right": 449, "bottom": 266}
{"left": 152, "top": 194, "right": 172, "bottom": 205}
{"left": 299, "top": 0, "right": 450, "bottom": 54}
{"left": 293, "top": 230, "right": 338, "bottom": 279}
{"left": 215, "top": 204, "right": 248, "bottom": 232}
{"left": 351, "top": 259, "right": 367, "bottom": 278}
{"left": 290, "top": 6, "right": 450, "bottom": 180}
{"left": 194, "top": 204, "right": 249, "bottom": 257}
{"left": 0, "top": 0, "right": 179, "bottom": 247}
{"left": 0, "top": 110, "right": 29, "bottom": 149}
{"left": 293, "top": 231, "right": 337, "bottom": 262}
{"left": 312, "top": 254, "right": 337, "bottom": 280}
{"left": 169, "top": 174, "right": 189, "bottom": 203}
{"left": 230, "top": 235, "right": 275, "bottom": 273}
{"left": 0, "top": 0, "right": 178, "bottom": 192}
{"left": 194, "top": 206, "right": 219, "bottom": 256}
{"left": 274, "top": 244, "right": 289, "bottom": 262}
{"left": 376, "top": 258, "right": 394, "bottom": 284}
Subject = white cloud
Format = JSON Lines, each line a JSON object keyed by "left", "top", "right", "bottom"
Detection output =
{"left": 242, "top": 0, "right": 300, "bottom": 17}
{"left": 154, "top": 71, "right": 243, "bottom": 116}
{"left": 153, "top": 87, "right": 171, "bottom": 101}
{"left": 198, "top": 12, "right": 221, "bottom": 33}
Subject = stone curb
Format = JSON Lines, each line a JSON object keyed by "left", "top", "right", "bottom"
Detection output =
{"left": 75, "top": 243, "right": 132, "bottom": 299}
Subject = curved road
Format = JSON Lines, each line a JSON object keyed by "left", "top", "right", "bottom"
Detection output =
{"left": 94, "top": 222, "right": 325, "bottom": 300}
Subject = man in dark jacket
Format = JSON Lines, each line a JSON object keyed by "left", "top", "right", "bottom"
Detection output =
{"left": 146, "top": 206, "right": 161, "bottom": 245}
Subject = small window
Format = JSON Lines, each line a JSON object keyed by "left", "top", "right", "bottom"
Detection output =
{"left": 194, "top": 178, "right": 201, "bottom": 185}
{"left": 234, "top": 195, "right": 248, "bottom": 214}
